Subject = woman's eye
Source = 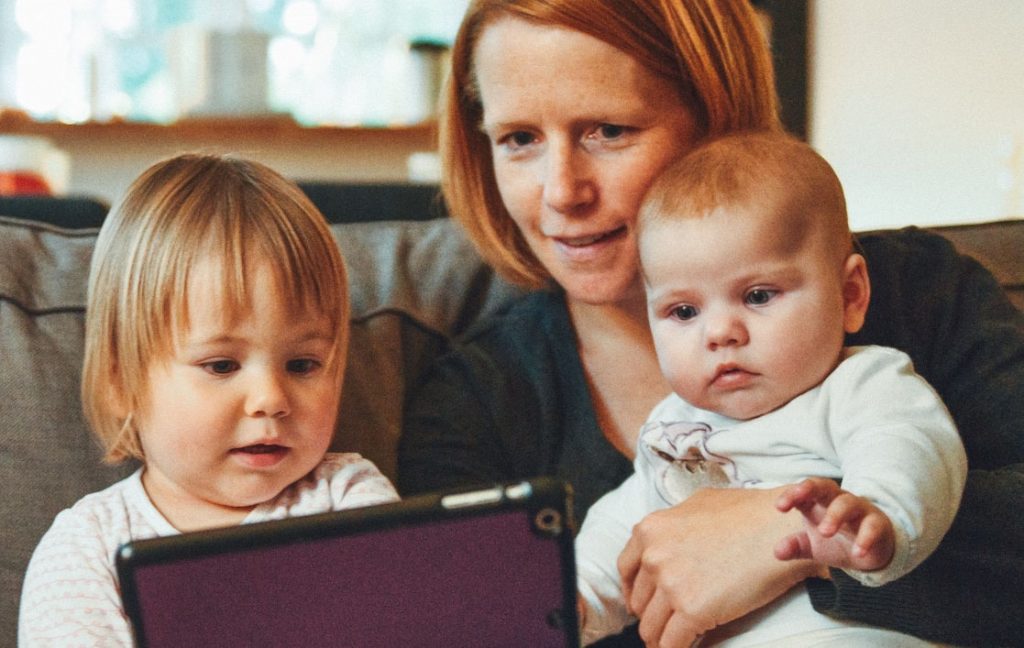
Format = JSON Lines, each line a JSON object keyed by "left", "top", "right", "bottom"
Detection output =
{"left": 596, "top": 123, "right": 627, "bottom": 140}
{"left": 498, "top": 130, "right": 536, "bottom": 150}
{"left": 204, "top": 360, "right": 239, "bottom": 375}
{"left": 745, "top": 289, "right": 777, "bottom": 306}
{"left": 670, "top": 304, "right": 699, "bottom": 321}
{"left": 286, "top": 358, "right": 320, "bottom": 375}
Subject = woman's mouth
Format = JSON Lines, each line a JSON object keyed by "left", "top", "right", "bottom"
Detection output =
{"left": 237, "top": 444, "right": 283, "bottom": 453}
{"left": 556, "top": 225, "right": 627, "bottom": 248}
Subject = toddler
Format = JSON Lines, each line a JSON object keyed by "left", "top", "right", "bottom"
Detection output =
{"left": 18, "top": 153, "right": 398, "bottom": 646}
{"left": 577, "top": 132, "right": 968, "bottom": 646}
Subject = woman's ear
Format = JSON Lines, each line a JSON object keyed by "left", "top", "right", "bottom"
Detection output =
{"left": 841, "top": 253, "right": 871, "bottom": 334}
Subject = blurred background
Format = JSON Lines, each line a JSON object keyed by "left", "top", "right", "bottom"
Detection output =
{"left": 0, "top": 0, "right": 1021, "bottom": 230}
{"left": 0, "top": 0, "right": 465, "bottom": 125}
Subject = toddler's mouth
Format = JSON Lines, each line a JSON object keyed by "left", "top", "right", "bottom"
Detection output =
{"left": 230, "top": 443, "right": 289, "bottom": 468}
{"left": 233, "top": 444, "right": 287, "bottom": 454}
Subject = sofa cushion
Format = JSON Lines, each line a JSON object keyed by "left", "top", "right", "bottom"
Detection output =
{"left": 332, "top": 219, "right": 522, "bottom": 477}
{"left": 0, "top": 214, "right": 520, "bottom": 639}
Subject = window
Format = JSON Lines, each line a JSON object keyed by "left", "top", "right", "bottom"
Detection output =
{"left": 0, "top": 0, "right": 467, "bottom": 126}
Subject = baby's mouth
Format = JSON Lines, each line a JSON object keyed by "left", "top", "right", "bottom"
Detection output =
{"left": 712, "top": 364, "right": 756, "bottom": 387}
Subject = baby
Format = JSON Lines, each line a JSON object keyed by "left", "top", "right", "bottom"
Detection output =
{"left": 19, "top": 153, "right": 398, "bottom": 645}
{"left": 577, "top": 131, "right": 968, "bottom": 646}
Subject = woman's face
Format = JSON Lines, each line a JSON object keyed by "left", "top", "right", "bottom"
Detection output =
{"left": 474, "top": 17, "right": 700, "bottom": 305}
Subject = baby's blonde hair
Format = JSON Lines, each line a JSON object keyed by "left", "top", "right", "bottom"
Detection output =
{"left": 639, "top": 130, "right": 852, "bottom": 265}
{"left": 81, "top": 153, "right": 349, "bottom": 464}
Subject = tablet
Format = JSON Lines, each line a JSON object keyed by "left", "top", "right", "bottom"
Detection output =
{"left": 116, "top": 477, "right": 579, "bottom": 647}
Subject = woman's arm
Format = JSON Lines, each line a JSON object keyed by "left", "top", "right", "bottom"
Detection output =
{"left": 810, "top": 227, "right": 1024, "bottom": 645}
{"left": 806, "top": 465, "right": 1024, "bottom": 645}
{"left": 397, "top": 341, "right": 523, "bottom": 495}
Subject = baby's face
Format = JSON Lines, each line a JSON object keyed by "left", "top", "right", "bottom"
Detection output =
{"left": 136, "top": 258, "right": 342, "bottom": 530}
{"left": 641, "top": 205, "right": 863, "bottom": 420}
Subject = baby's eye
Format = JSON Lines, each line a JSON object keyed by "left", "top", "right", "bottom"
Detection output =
{"left": 286, "top": 358, "right": 321, "bottom": 375}
{"left": 670, "top": 304, "right": 699, "bottom": 321}
{"left": 745, "top": 288, "right": 778, "bottom": 306}
{"left": 203, "top": 359, "right": 239, "bottom": 375}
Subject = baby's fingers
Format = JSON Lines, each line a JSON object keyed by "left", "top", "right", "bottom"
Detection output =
{"left": 852, "top": 511, "right": 891, "bottom": 559}
{"left": 773, "top": 531, "right": 812, "bottom": 561}
{"left": 816, "top": 492, "right": 867, "bottom": 537}
{"left": 775, "top": 477, "right": 839, "bottom": 513}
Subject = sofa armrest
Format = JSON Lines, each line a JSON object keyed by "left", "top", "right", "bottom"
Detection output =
{"left": 925, "top": 220, "right": 1024, "bottom": 311}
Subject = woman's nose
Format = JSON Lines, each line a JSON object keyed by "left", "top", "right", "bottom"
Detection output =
{"left": 704, "top": 310, "right": 749, "bottom": 350}
{"left": 541, "top": 144, "right": 595, "bottom": 214}
{"left": 245, "top": 370, "right": 291, "bottom": 418}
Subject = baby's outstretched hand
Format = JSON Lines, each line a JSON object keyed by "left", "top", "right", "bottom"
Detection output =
{"left": 773, "top": 477, "right": 894, "bottom": 572}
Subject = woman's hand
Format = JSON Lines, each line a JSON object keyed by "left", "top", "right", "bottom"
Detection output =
{"left": 618, "top": 486, "right": 827, "bottom": 647}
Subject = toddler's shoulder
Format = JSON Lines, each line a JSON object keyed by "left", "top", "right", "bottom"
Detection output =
{"left": 34, "top": 471, "right": 152, "bottom": 555}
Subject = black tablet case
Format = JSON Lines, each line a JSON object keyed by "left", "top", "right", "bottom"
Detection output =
{"left": 116, "top": 477, "right": 578, "bottom": 647}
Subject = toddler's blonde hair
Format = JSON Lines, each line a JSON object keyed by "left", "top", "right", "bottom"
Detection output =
{"left": 81, "top": 153, "right": 349, "bottom": 463}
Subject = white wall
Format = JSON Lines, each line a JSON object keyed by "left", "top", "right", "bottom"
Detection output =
{"left": 810, "top": 1, "right": 1024, "bottom": 230}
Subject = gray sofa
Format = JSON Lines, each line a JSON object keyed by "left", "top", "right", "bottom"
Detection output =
{"left": 2, "top": 211, "right": 1022, "bottom": 643}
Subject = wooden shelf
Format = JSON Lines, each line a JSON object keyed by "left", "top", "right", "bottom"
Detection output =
{"left": 0, "top": 108, "right": 438, "bottom": 200}
{"left": 0, "top": 109, "right": 436, "bottom": 143}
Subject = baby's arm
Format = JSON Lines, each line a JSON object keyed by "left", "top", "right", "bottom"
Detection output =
{"left": 782, "top": 346, "right": 967, "bottom": 587}
{"left": 576, "top": 472, "right": 646, "bottom": 644}
{"left": 773, "top": 477, "right": 895, "bottom": 572}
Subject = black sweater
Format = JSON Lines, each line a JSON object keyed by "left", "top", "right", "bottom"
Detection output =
{"left": 399, "top": 227, "right": 1024, "bottom": 646}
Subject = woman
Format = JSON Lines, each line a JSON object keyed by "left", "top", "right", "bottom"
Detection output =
{"left": 398, "top": 1, "right": 1024, "bottom": 646}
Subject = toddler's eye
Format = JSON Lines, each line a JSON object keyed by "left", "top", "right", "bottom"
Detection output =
{"left": 745, "top": 288, "right": 777, "bottom": 306}
{"left": 204, "top": 360, "right": 239, "bottom": 375}
{"left": 286, "top": 358, "right": 320, "bottom": 375}
{"left": 670, "top": 304, "right": 699, "bottom": 321}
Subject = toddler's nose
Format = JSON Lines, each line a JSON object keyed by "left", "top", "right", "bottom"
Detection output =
{"left": 246, "top": 371, "right": 290, "bottom": 418}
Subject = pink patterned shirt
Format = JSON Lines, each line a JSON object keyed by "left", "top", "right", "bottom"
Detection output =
{"left": 19, "top": 453, "right": 398, "bottom": 647}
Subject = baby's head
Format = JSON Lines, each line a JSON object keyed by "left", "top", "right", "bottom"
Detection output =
{"left": 82, "top": 154, "right": 348, "bottom": 490}
{"left": 638, "top": 131, "right": 870, "bottom": 419}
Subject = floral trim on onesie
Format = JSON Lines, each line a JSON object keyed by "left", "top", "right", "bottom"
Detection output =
{"left": 639, "top": 420, "right": 750, "bottom": 505}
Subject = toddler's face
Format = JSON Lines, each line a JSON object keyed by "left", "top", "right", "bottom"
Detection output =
{"left": 136, "top": 259, "right": 342, "bottom": 530}
{"left": 641, "top": 205, "right": 865, "bottom": 420}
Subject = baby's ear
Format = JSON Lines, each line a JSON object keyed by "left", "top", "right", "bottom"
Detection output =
{"left": 841, "top": 253, "right": 871, "bottom": 334}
